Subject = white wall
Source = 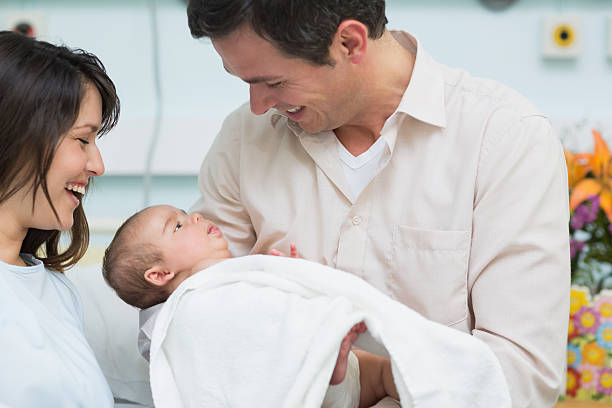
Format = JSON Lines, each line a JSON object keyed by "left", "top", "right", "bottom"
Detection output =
{"left": 386, "top": 0, "right": 612, "bottom": 152}
{"left": 2, "top": 0, "right": 610, "bottom": 175}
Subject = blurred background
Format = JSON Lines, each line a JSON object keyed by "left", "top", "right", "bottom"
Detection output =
{"left": 1, "top": 0, "right": 611, "bottom": 248}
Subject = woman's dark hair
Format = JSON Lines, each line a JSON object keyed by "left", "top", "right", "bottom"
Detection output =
{"left": 102, "top": 208, "right": 169, "bottom": 309}
{"left": 187, "top": 0, "right": 388, "bottom": 66}
{"left": 0, "top": 31, "right": 120, "bottom": 272}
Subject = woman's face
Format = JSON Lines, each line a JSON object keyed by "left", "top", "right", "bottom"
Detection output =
{"left": 27, "top": 82, "right": 105, "bottom": 231}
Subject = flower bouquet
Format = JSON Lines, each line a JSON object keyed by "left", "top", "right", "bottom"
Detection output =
{"left": 565, "top": 130, "right": 612, "bottom": 401}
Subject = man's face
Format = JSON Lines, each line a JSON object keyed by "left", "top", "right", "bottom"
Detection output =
{"left": 212, "top": 26, "right": 361, "bottom": 134}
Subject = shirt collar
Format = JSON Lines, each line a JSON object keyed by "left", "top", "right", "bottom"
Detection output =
{"left": 391, "top": 31, "right": 447, "bottom": 128}
{"left": 269, "top": 31, "right": 447, "bottom": 131}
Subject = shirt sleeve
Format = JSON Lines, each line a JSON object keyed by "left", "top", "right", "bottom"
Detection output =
{"left": 189, "top": 104, "right": 256, "bottom": 257}
{"left": 469, "top": 113, "right": 570, "bottom": 407}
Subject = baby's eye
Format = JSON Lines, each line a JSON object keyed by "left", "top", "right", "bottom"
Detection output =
{"left": 174, "top": 222, "right": 182, "bottom": 232}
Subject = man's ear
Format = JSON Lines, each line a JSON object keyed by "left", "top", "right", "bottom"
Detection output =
{"left": 333, "top": 20, "right": 368, "bottom": 64}
{"left": 144, "top": 266, "right": 175, "bottom": 287}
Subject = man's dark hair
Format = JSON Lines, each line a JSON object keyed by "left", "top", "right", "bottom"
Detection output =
{"left": 187, "top": 0, "right": 388, "bottom": 66}
{"left": 102, "top": 208, "right": 169, "bottom": 309}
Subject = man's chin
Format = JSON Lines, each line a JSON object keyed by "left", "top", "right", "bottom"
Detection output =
{"left": 295, "top": 121, "right": 325, "bottom": 134}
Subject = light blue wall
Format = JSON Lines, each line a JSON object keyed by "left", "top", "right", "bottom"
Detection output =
{"left": 2, "top": 0, "right": 611, "bottom": 244}
{"left": 83, "top": 176, "right": 200, "bottom": 246}
{"left": 388, "top": 1, "right": 612, "bottom": 122}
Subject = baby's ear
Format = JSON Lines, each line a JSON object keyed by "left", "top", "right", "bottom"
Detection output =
{"left": 144, "top": 266, "right": 175, "bottom": 287}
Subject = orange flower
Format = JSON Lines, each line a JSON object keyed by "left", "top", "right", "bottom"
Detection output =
{"left": 570, "top": 130, "right": 612, "bottom": 223}
{"left": 565, "top": 149, "right": 590, "bottom": 189}
{"left": 582, "top": 342, "right": 607, "bottom": 366}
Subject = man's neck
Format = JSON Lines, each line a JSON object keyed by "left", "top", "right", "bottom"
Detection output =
{"left": 334, "top": 30, "right": 415, "bottom": 156}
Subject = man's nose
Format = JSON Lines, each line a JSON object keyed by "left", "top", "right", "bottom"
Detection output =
{"left": 249, "top": 84, "right": 277, "bottom": 115}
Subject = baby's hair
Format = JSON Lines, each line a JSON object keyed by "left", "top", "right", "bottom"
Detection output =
{"left": 102, "top": 208, "right": 169, "bottom": 309}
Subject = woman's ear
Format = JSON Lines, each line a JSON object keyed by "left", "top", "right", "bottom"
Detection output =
{"left": 143, "top": 266, "right": 175, "bottom": 287}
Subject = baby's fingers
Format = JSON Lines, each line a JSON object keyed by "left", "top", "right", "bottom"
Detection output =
{"left": 290, "top": 243, "right": 298, "bottom": 258}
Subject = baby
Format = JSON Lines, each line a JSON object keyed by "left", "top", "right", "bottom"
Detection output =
{"left": 102, "top": 205, "right": 398, "bottom": 407}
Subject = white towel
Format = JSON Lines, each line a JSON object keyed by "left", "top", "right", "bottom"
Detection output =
{"left": 149, "top": 255, "right": 511, "bottom": 407}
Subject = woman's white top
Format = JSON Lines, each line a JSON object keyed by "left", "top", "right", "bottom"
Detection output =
{"left": 0, "top": 254, "right": 113, "bottom": 407}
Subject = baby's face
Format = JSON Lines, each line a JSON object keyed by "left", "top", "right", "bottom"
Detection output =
{"left": 139, "top": 205, "right": 230, "bottom": 273}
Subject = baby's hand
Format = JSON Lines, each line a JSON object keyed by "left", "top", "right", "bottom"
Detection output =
{"left": 269, "top": 242, "right": 299, "bottom": 258}
{"left": 330, "top": 321, "right": 367, "bottom": 385}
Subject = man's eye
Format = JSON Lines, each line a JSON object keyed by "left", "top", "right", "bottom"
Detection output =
{"left": 174, "top": 222, "right": 182, "bottom": 232}
{"left": 267, "top": 81, "right": 282, "bottom": 88}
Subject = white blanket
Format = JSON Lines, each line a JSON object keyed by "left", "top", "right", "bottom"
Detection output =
{"left": 149, "top": 255, "right": 511, "bottom": 407}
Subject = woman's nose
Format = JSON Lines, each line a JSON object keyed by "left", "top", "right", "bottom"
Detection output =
{"left": 87, "top": 144, "right": 105, "bottom": 176}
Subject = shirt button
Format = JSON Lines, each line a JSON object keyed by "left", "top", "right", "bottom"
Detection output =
{"left": 352, "top": 216, "right": 362, "bottom": 226}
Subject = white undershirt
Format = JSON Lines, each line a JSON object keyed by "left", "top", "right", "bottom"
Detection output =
{"left": 337, "top": 135, "right": 387, "bottom": 200}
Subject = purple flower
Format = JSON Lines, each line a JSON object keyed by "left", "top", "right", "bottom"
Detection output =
{"left": 572, "top": 204, "right": 589, "bottom": 230}
{"left": 587, "top": 195, "right": 601, "bottom": 222}
{"left": 570, "top": 239, "right": 585, "bottom": 259}
{"left": 575, "top": 306, "right": 600, "bottom": 335}
{"left": 597, "top": 367, "right": 612, "bottom": 395}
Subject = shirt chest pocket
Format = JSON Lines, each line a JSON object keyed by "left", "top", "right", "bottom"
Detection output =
{"left": 389, "top": 225, "right": 470, "bottom": 327}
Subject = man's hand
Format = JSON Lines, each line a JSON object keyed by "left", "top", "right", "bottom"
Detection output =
{"left": 330, "top": 321, "right": 367, "bottom": 385}
{"left": 269, "top": 242, "right": 299, "bottom": 258}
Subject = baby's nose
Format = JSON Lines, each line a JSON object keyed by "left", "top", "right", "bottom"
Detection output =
{"left": 190, "top": 213, "right": 202, "bottom": 224}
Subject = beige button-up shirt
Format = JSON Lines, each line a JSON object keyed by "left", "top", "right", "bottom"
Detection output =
{"left": 191, "top": 32, "right": 570, "bottom": 407}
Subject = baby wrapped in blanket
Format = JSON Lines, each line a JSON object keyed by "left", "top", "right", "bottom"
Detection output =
{"left": 103, "top": 205, "right": 511, "bottom": 408}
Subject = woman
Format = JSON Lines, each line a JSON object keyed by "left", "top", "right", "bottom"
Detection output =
{"left": 0, "top": 31, "right": 120, "bottom": 406}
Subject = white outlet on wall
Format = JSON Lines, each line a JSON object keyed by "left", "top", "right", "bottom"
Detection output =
{"left": 2, "top": 10, "right": 46, "bottom": 38}
{"left": 541, "top": 15, "right": 582, "bottom": 59}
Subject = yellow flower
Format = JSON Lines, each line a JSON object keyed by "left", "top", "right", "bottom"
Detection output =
{"left": 600, "top": 301, "right": 612, "bottom": 318}
{"left": 602, "top": 372, "right": 612, "bottom": 388}
{"left": 567, "top": 370, "right": 578, "bottom": 390}
{"left": 582, "top": 368, "right": 594, "bottom": 383}
{"left": 568, "top": 348, "right": 578, "bottom": 365}
{"left": 583, "top": 342, "right": 607, "bottom": 366}
{"left": 571, "top": 287, "right": 591, "bottom": 316}
{"left": 580, "top": 311, "right": 596, "bottom": 329}
{"left": 603, "top": 327, "right": 612, "bottom": 343}
{"left": 570, "top": 130, "right": 612, "bottom": 223}
{"left": 569, "top": 318, "right": 576, "bottom": 337}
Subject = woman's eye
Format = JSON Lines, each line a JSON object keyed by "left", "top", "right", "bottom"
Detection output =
{"left": 174, "top": 222, "right": 182, "bottom": 232}
{"left": 77, "top": 138, "right": 90, "bottom": 145}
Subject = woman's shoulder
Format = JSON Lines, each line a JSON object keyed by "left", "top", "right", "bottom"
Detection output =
{"left": 47, "top": 267, "right": 84, "bottom": 325}
{"left": 0, "top": 255, "right": 84, "bottom": 328}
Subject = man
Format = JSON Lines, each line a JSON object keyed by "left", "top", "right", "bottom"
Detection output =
{"left": 185, "top": 1, "right": 570, "bottom": 406}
